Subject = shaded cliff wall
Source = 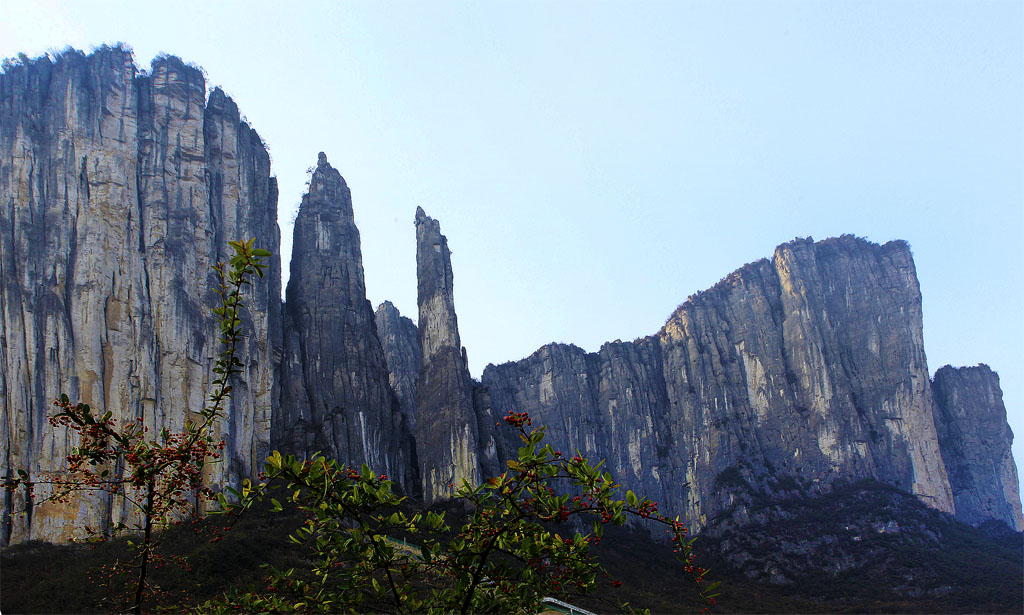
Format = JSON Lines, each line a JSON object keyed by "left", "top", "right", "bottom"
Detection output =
{"left": 932, "top": 365, "right": 1023, "bottom": 530}
{"left": 276, "top": 153, "right": 413, "bottom": 490}
{"left": 0, "top": 47, "right": 281, "bottom": 544}
{"left": 480, "top": 236, "right": 958, "bottom": 528}
{"left": 375, "top": 300, "right": 420, "bottom": 435}
{"left": 414, "top": 207, "right": 480, "bottom": 501}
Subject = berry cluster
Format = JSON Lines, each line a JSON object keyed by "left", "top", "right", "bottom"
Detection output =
{"left": 503, "top": 410, "right": 532, "bottom": 427}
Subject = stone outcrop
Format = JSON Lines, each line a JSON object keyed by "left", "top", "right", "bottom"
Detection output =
{"left": 276, "top": 153, "right": 413, "bottom": 490}
{"left": 414, "top": 207, "right": 480, "bottom": 502}
{"left": 478, "top": 237, "right": 960, "bottom": 529}
{"left": 932, "top": 365, "right": 1023, "bottom": 530}
{"left": 0, "top": 47, "right": 281, "bottom": 544}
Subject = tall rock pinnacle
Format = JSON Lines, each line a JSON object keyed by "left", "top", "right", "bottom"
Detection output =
{"left": 277, "top": 153, "right": 412, "bottom": 489}
{"left": 414, "top": 207, "right": 480, "bottom": 502}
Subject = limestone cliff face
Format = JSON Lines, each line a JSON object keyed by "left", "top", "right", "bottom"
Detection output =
{"left": 479, "top": 236, "right": 959, "bottom": 528}
{"left": 414, "top": 207, "right": 480, "bottom": 501}
{"left": 276, "top": 154, "right": 412, "bottom": 489}
{"left": 932, "top": 365, "right": 1023, "bottom": 530}
{"left": 0, "top": 47, "right": 281, "bottom": 545}
{"left": 4, "top": 47, "right": 1020, "bottom": 547}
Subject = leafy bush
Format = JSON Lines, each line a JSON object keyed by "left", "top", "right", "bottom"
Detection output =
{"left": 200, "top": 411, "right": 717, "bottom": 614}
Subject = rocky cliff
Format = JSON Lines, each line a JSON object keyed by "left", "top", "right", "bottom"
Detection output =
{"left": 2, "top": 47, "right": 1020, "bottom": 547}
{"left": 276, "top": 153, "right": 413, "bottom": 490}
{"left": 0, "top": 47, "right": 281, "bottom": 544}
{"left": 478, "top": 236, "right": 960, "bottom": 529}
{"left": 932, "top": 365, "right": 1023, "bottom": 529}
{"left": 413, "top": 207, "right": 480, "bottom": 502}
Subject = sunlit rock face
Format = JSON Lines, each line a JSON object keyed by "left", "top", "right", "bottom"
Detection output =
{"left": 414, "top": 207, "right": 480, "bottom": 502}
{"left": 932, "top": 365, "right": 1024, "bottom": 530}
{"left": 478, "top": 236, "right": 966, "bottom": 529}
{"left": 0, "top": 47, "right": 282, "bottom": 545}
{"left": 276, "top": 153, "right": 414, "bottom": 491}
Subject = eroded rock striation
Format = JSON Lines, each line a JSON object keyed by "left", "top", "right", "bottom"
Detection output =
{"left": 478, "top": 237, "right": 960, "bottom": 528}
{"left": 932, "top": 365, "right": 1023, "bottom": 530}
{"left": 276, "top": 153, "right": 413, "bottom": 490}
{"left": 414, "top": 207, "right": 480, "bottom": 502}
{"left": 0, "top": 47, "right": 281, "bottom": 544}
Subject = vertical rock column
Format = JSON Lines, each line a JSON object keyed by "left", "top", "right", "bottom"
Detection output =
{"left": 933, "top": 365, "right": 1024, "bottom": 530}
{"left": 277, "top": 153, "right": 412, "bottom": 489}
{"left": 414, "top": 207, "right": 480, "bottom": 502}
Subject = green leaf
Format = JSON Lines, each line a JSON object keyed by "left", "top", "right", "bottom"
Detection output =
{"left": 266, "top": 451, "right": 283, "bottom": 470}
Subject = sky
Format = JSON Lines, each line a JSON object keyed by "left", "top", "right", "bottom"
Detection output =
{"left": 3, "top": 1, "right": 1022, "bottom": 472}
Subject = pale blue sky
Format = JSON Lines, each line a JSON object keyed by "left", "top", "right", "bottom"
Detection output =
{"left": 3, "top": 1, "right": 1022, "bottom": 470}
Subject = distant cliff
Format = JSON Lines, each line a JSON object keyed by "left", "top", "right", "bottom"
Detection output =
{"left": 375, "top": 223, "right": 1021, "bottom": 532}
{"left": 477, "top": 236, "right": 965, "bottom": 529}
{"left": 2, "top": 48, "right": 1020, "bottom": 546}
{"left": 0, "top": 47, "right": 282, "bottom": 544}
